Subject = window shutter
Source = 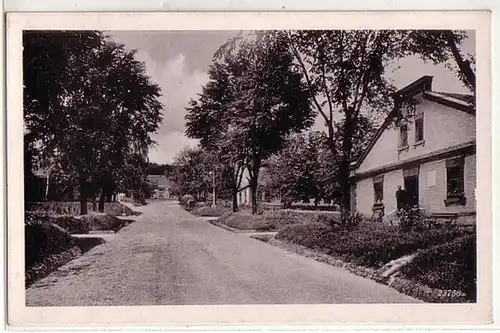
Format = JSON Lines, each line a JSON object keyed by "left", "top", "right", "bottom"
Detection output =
{"left": 403, "top": 166, "right": 419, "bottom": 177}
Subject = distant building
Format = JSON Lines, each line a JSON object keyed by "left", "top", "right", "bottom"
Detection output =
{"left": 236, "top": 169, "right": 252, "bottom": 207}
{"left": 350, "top": 76, "right": 476, "bottom": 224}
{"left": 147, "top": 175, "right": 173, "bottom": 199}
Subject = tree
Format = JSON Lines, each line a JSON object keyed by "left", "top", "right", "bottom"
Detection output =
{"left": 265, "top": 131, "right": 336, "bottom": 207}
{"left": 205, "top": 32, "right": 315, "bottom": 214}
{"left": 285, "top": 30, "right": 406, "bottom": 215}
{"left": 23, "top": 32, "right": 163, "bottom": 214}
{"left": 404, "top": 30, "right": 475, "bottom": 94}
{"left": 186, "top": 62, "right": 246, "bottom": 212}
{"left": 169, "top": 147, "right": 214, "bottom": 202}
{"left": 147, "top": 162, "right": 174, "bottom": 176}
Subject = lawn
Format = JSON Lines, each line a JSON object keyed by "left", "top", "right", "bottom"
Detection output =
{"left": 216, "top": 209, "right": 341, "bottom": 231}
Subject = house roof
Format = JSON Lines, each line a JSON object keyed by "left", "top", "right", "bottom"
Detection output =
{"left": 435, "top": 91, "right": 475, "bottom": 105}
{"left": 147, "top": 174, "right": 171, "bottom": 188}
{"left": 352, "top": 75, "right": 475, "bottom": 171}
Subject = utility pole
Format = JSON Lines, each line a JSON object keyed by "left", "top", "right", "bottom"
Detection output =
{"left": 212, "top": 168, "right": 216, "bottom": 207}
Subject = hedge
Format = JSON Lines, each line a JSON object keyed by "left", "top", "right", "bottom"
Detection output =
{"left": 25, "top": 213, "right": 77, "bottom": 269}
{"left": 26, "top": 202, "right": 140, "bottom": 216}
{"left": 191, "top": 206, "right": 227, "bottom": 217}
{"left": 276, "top": 223, "right": 470, "bottom": 268}
{"left": 401, "top": 233, "right": 476, "bottom": 301}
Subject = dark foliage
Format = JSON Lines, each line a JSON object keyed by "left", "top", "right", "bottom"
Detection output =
{"left": 190, "top": 206, "right": 227, "bottom": 217}
{"left": 276, "top": 223, "right": 470, "bottom": 268}
{"left": 401, "top": 233, "right": 476, "bottom": 301}
{"left": 25, "top": 213, "right": 76, "bottom": 268}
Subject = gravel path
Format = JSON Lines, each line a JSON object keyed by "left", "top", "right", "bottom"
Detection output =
{"left": 26, "top": 201, "right": 420, "bottom": 306}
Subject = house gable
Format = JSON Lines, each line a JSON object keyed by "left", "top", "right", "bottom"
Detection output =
{"left": 354, "top": 76, "right": 475, "bottom": 176}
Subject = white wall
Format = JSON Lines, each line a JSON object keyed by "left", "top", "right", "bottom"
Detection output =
{"left": 358, "top": 97, "right": 476, "bottom": 174}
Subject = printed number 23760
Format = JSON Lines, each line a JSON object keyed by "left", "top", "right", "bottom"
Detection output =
{"left": 437, "top": 290, "right": 466, "bottom": 297}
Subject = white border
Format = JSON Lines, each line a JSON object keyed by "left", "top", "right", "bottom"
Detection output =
{"left": 2, "top": 0, "right": 499, "bottom": 12}
{"left": 5, "top": 11, "right": 493, "bottom": 327}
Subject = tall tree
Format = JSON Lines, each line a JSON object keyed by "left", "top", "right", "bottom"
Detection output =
{"left": 286, "top": 30, "right": 403, "bottom": 216}
{"left": 186, "top": 62, "right": 246, "bottom": 212}
{"left": 23, "top": 32, "right": 163, "bottom": 214}
{"left": 209, "top": 32, "right": 315, "bottom": 214}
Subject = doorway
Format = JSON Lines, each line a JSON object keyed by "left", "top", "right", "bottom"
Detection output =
{"left": 404, "top": 175, "right": 419, "bottom": 207}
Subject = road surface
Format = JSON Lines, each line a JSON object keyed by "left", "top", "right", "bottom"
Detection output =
{"left": 26, "top": 201, "right": 419, "bottom": 306}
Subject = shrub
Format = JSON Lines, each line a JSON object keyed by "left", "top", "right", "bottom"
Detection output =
{"left": 78, "top": 214, "right": 133, "bottom": 232}
{"left": 26, "top": 202, "right": 139, "bottom": 216}
{"left": 218, "top": 212, "right": 298, "bottom": 231}
{"left": 397, "top": 206, "right": 425, "bottom": 232}
{"left": 401, "top": 233, "right": 476, "bottom": 301}
{"left": 276, "top": 223, "right": 469, "bottom": 268}
{"left": 103, "top": 203, "right": 140, "bottom": 216}
{"left": 317, "top": 211, "right": 363, "bottom": 231}
{"left": 266, "top": 209, "right": 340, "bottom": 225}
{"left": 191, "top": 206, "right": 226, "bottom": 217}
{"left": 25, "top": 213, "right": 76, "bottom": 268}
{"left": 217, "top": 211, "right": 233, "bottom": 224}
{"left": 180, "top": 194, "right": 196, "bottom": 209}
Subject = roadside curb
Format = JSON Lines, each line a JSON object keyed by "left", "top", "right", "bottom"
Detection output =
{"left": 266, "top": 237, "right": 471, "bottom": 303}
{"left": 208, "top": 220, "right": 258, "bottom": 234}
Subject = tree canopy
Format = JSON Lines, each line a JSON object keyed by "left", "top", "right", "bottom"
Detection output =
{"left": 23, "top": 31, "right": 163, "bottom": 213}
{"left": 186, "top": 32, "right": 315, "bottom": 214}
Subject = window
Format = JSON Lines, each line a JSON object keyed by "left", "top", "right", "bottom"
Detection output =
{"left": 373, "top": 175, "right": 384, "bottom": 204}
{"left": 445, "top": 157, "right": 466, "bottom": 206}
{"left": 399, "top": 124, "right": 408, "bottom": 148}
{"left": 415, "top": 115, "right": 424, "bottom": 143}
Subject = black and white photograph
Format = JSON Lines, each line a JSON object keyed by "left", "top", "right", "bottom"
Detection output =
{"left": 6, "top": 11, "right": 492, "bottom": 326}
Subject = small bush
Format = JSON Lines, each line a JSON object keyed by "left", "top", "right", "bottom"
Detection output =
{"left": 180, "top": 194, "right": 196, "bottom": 210}
{"left": 401, "top": 233, "right": 476, "bottom": 301}
{"left": 78, "top": 214, "right": 133, "bottom": 232}
{"left": 317, "top": 211, "right": 363, "bottom": 231}
{"left": 217, "top": 211, "right": 233, "bottom": 224}
{"left": 222, "top": 213, "right": 269, "bottom": 231}
{"left": 397, "top": 206, "right": 425, "bottom": 232}
{"left": 191, "top": 206, "right": 226, "bottom": 217}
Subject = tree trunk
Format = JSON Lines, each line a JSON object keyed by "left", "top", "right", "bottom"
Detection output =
{"left": 98, "top": 189, "right": 106, "bottom": 213}
{"left": 445, "top": 31, "right": 476, "bottom": 92}
{"left": 339, "top": 117, "right": 355, "bottom": 216}
{"left": 92, "top": 193, "right": 97, "bottom": 211}
{"left": 232, "top": 186, "right": 238, "bottom": 213}
{"left": 249, "top": 162, "right": 260, "bottom": 215}
{"left": 79, "top": 174, "right": 88, "bottom": 215}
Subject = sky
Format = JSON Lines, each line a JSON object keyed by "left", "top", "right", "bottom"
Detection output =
{"left": 109, "top": 30, "right": 475, "bottom": 165}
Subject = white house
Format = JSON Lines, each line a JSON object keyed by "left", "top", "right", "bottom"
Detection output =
{"left": 236, "top": 168, "right": 252, "bottom": 207}
{"left": 349, "top": 76, "right": 476, "bottom": 224}
{"left": 147, "top": 174, "right": 172, "bottom": 200}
